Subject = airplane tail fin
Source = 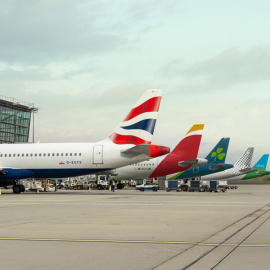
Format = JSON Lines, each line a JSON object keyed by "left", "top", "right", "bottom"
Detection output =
{"left": 148, "top": 124, "right": 204, "bottom": 178}
{"left": 170, "top": 124, "right": 204, "bottom": 157}
{"left": 109, "top": 89, "right": 163, "bottom": 145}
{"left": 205, "top": 138, "right": 230, "bottom": 164}
{"left": 253, "top": 154, "right": 269, "bottom": 169}
{"left": 234, "top": 147, "right": 254, "bottom": 168}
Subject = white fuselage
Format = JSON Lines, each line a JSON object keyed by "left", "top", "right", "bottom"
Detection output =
{"left": 110, "top": 157, "right": 166, "bottom": 180}
{"left": 0, "top": 140, "right": 152, "bottom": 179}
{"left": 201, "top": 166, "right": 245, "bottom": 181}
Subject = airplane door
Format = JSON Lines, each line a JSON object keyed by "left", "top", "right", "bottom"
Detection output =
{"left": 193, "top": 167, "right": 199, "bottom": 173}
{"left": 93, "top": 145, "right": 103, "bottom": 164}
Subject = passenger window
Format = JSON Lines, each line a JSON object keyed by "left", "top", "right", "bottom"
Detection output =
{"left": 79, "top": 153, "right": 81, "bottom": 156}
{"left": 48, "top": 153, "right": 50, "bottom": 157}
{"left": 52, "top": 153, "right": 55, "bottom": 156}
{"left": 57, "top": 153, "right": 59, "bottom": 156}
{"left": 61, "top": 153, "right": 63, "bottom": 156}
{"left": 35, "top": 154, "right": 37, "bottom": 157}
{"left": 26, "top": 154, "right": 28, "bottom": 157}
{"left": 74, "top": 153, "right": 77, "bottom": 156}
{"left": 22, "top": 154, "right": 24, "bottom": 157}
{"left": 39, "top": 154, "right": 41, "bottom": 157}
{"left": 65, "top": 153, "right": 68, "bottom": 156}
{"left": 18, "top": 154, "right": 20, "bottom": 157}
{"left": 70, "top": 153, "right": 72, "bottom": 156}
{"left": 13, "top": 154, "right": 15, "bottom": 157}
{"left": 0, "top": 154, "right": 2, "bottom": 157}
{"left": 43, "top": 153, "right": 46, "bottom": 156}
{"left": 9, "top": 154, "right": 11, "bottom": 157}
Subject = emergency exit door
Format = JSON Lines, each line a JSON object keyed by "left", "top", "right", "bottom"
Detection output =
{"left": 93, "top": 145, "right": 103, "bottom": 164}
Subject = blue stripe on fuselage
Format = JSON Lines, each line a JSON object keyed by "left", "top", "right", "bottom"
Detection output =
{"left": 0, "top": 168, "right": 111, "bottom": 180}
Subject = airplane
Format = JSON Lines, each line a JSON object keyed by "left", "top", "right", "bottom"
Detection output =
{"left": 107, "top": 124, "right": 208, "bottom": 180}
{"left": 0, "top": 89, "right": 170, "bottom": 193}
{"left": 201, "top": 147, "right": 255, "bottom": 181}
{"left": 167, "top": 138, "right": 233, "bottom": 180}
{"left": 216, "top": 154, "right": 270, "bottom": 181}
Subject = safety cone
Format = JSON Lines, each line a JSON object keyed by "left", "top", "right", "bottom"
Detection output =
{"left": 0, "top": 188, "right": 1, "bottom": 195}
{"left": 37, "top": 189, "right": 39, "bottom": 194}
{"left": 88, "top": 187, "right": 91, "bottom": 192}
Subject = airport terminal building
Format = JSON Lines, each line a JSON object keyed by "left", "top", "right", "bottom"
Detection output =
{"left": 0, "top": 96, "right": 38, "bottom": 144}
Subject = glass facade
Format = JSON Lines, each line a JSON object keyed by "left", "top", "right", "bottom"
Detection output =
{"left": 0, "top": 100, "right": 33, "bottom": 144}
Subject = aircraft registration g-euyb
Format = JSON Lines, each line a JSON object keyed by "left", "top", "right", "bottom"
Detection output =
{"left": 0, "top": 89, "right": 170, "bottom": 193}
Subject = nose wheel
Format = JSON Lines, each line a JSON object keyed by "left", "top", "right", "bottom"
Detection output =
{"left": 13, "top": 184, "right": 25, "bottom": 194}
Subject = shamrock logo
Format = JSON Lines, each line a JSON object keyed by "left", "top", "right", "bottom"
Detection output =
{"left": 211, "top": 148, "right": 226, "bottom": 161}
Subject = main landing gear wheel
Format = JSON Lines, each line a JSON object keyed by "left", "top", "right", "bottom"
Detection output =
{"left": 13, "top": 185, "right": 25, "bottom": 194}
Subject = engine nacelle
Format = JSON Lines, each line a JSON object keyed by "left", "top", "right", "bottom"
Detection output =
{"left": 148, "top": 144, "right": 170, "bottom": 158}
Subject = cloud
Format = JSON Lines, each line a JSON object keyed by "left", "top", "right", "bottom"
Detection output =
{"left": 158, "top": 46, "right": 270, "bottom": 90}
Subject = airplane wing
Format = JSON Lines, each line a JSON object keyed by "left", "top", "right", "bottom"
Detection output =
{"left": 178, "top": 158, "right": 209, "bottom": 167}
{"left": 239, "top": 168, "right": 257, "bottom": 173}
{"left": 208, "top": 163, "right": 225, "bottom": 170}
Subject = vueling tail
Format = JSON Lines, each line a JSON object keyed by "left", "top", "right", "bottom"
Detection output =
{"left": 109, "top": 89, "right": 163, "bottom": 145}
{"left": 205, "top": 138, "right": 230, "bottom": 164}
{"left": 234, "top": 147, "right": 254, "bottom": 169}
{"left": 253, "top": 154, "right": 269, "bottom": 169}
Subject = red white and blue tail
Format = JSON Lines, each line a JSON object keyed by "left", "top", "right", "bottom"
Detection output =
{"left": 109, "top": 89, "right": 163, "bottom": 145}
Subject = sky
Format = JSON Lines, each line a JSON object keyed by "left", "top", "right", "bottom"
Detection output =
{"left": 0, "top": 0, "right": 270, "bottom": 165}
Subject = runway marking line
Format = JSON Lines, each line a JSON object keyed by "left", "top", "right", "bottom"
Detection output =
{"left": 0, "top": 237, "right": 269, "bottom": 247}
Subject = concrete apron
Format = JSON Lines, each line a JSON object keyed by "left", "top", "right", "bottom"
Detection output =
{"left": 154, "top": 204, "right": 270, "bottom": 270}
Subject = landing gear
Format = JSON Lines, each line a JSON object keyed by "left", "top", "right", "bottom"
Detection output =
{"left": 13, "top": 184, "right": 25, "bottom": 194}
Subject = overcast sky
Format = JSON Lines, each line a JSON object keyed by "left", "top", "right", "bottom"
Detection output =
{"left": 0, "top": 0, "right": 270, "bottom": 165}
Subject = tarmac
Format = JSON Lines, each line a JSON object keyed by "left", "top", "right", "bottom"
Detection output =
{"left": 0, "top": 185, "right": 269, "bottom": 270}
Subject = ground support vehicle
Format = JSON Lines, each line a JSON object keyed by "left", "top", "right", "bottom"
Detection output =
{"left": 201, "top": 181, "right": 226, "bottom": 192}
{"left": 165, "top": 180, "right": 182, "bottom": 192}
{"left": 218, "top": 180, "right": 238, "bottom": 190}
{"left": 136, "top": 183, "right": 159, "bottom": 192}
{"left": 187, "top": 180, "right": 202, "bottom": 192}
{"left": 76, "top": 180, "right": 95, "bottom": 190}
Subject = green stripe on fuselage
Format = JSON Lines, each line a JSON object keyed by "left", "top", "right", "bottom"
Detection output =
{"left": 242, "top": 168, "right": 270, "bottom": 180}
{"left": 168, "top": 170, "right": 186, "bottom": 180}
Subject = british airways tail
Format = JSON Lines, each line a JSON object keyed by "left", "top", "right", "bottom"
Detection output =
{"left": 109, "top": 89, "right": 162, "bottom": 145}
{"left": 205, "top": 138, "right": 230, "bottom": 164}
{"left": 253, "top": 154, "right": 269, "bottom": 169}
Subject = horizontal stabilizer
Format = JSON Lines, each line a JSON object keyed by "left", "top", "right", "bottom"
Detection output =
{"left": 178, "top": 158, "right": 209, "bottom": 167}
{"left": 239, "top": 168, "right": 257, "bottom": 173}
{"left": 209, "top": 163, "right": 225, "bottom": 170}
{"left": 256, "top": 171, "right": 266, "bottom": 175}
{"left": 121, "top": 144, "right": 150, "bottom": 156}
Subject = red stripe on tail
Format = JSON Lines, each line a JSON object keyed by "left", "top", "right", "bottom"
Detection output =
{"left": 123, "top": 96, "right": 161, "bottom": 122}
{"left": 109, "top": 132, "right": 151, "bottom": 145}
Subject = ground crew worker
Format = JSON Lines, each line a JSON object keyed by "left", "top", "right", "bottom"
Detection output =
{"left": 111, "top": 179, "right": 115, "bottom": 192}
